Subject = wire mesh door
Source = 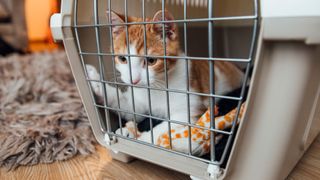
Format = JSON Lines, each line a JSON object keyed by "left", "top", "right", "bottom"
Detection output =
{"left": 72, "top": 0, "right": 259, "bottom": 169}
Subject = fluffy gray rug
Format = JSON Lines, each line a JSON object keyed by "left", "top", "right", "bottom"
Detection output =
{"left": 0, "top": 51, "right": 96, "bottom": 170}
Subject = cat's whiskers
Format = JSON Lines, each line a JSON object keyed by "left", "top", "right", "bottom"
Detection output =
{"left": 107, "top": 73, "right": 121, "bottom": 82}
{"left": 149, "top": 79, "right": 166, "bottom": 89}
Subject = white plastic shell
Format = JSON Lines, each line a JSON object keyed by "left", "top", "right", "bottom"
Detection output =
{"left": 51, "top": 0, "right": 320, "bottom": 179}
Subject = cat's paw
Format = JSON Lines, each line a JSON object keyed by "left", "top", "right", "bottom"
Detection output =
{"left": 85, "top": 64, "right": 100, "bottom": 80}
{"left": 115, "top": 127, "right": 135, "bottom": 138}
{"left": 115, "top": 121, "right": 140, "bottom": 138}
{"left": 85, "top": 65, "right": 103, "bottom": 97}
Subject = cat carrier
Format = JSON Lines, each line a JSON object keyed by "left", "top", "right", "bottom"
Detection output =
{"left": 50, "top": 0, "right": 320, "bottom": 179}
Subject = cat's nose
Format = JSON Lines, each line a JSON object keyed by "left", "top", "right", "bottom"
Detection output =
{"left": 132, "top": 78, "right": 141, "bottom": 85}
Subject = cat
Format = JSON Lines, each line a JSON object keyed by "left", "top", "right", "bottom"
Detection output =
{"left": 86, "top": 10, "right": 244, "bottom": 144}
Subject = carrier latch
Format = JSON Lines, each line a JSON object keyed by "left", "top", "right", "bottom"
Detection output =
{"left": 207, "top": 164, "right": 223, "bottom": 180}
{"left": 50, "top": 13, "right": 63, "bottom": 42}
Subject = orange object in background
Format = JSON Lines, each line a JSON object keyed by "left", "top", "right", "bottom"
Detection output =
{"left": 26, "top": 0, "right": 52, "bottom": 41}
{"left": 47, "top": 0, "right": 60, "bottom": 43}
{"left": 25, "top": 0, "right": 59, "bottom": 51}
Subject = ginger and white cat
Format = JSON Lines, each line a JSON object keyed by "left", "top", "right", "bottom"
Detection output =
{"left": 86, "top": 10, "right": 244, "bottom": 143}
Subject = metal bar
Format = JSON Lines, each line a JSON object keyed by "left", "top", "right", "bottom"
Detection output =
{"left": 87, "top": 79, "right": 243, "bottom": 101}
{"left": 73, "top": 0, "right": 107, "bottom": 133}
{"left": 73, "top": 0, "right": 260, "bottom": 168}
{"left": 124, "top": 0, "right": 138, "bottom": 138}
{"left": 208, "top": 0, "right": 216, "bottom": 162}
{"left": 73, "top": 1, "right": 87, "bottom": 79}
{"left": 253, "top": 0, "right": 259, "bottom": 17}
{"left": 79, "top": 52, "right": 251, "bottom": 62}
{"left": 94, "top": 103, "right": 232, "bottom": 135}
{"left": 107, "top": 132, "right": 225, "bottom": 165}
{"left": 218, "top": 17, "right": 259, "bottom": 165}
{"left": 107, "top": 0, "right": 123, "bottom": 135}
{"left": 93, "top": 0, "right": 112, "bottom": 133}
{"left": 73, "top": 15, "right": 258, "bottom": 28}
{"left": 142, "top": 0, "right": 155, "bottom": 144}
{"left": 183, "top": 0, "right": 192, "bottom": 155}
{"left": 161, "top": 0, "right": 173, "bottom": 150}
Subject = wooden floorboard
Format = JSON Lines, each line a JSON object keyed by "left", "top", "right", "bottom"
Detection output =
{"left": 1, "top": 135, "right": 320, "bottom": 180}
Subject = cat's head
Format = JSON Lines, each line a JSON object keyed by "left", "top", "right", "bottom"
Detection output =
{"left": 107, "top": 10, "right": 180, "bottom": 86}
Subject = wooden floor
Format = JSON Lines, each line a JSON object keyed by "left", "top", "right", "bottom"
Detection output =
{"left": 1, "top": 134, "right": 320, "bottom": 180}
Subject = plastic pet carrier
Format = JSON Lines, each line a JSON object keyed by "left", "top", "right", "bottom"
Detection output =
{"left": 51, "top": 0, "right": 320, "bottom": 179}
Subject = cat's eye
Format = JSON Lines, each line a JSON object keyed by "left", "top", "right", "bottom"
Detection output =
{"left": 146, "top": 57, "right": 158, "bottom": 66}
{"left": 118, "top": 56, "right": 127, "bottom": 64}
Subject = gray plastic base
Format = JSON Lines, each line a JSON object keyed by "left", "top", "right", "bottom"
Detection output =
{"left": 109, "top": 150, "right": 135, "bottom": 163}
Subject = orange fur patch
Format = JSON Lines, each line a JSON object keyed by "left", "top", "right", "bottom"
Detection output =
{"left": 112, "top": 13, "right": 180, "bottom": 74}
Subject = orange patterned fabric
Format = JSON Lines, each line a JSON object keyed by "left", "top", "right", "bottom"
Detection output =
{"left": 157, "top": 103, "right": 246, "bottom": 155}
{"left": 121, "top": 103, "right": 246, "bottom": 156}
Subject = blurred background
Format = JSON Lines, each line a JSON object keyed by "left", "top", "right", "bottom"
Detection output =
{"left": 0, "top": 0, "right": 253, "bottom": 60}
{"left": 0, "top": 0, "right": 61, "bottom": 56}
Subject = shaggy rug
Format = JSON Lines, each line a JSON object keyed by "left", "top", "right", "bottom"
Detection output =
{"left": 0, "top": 51, "right": 96, "bottom": 170}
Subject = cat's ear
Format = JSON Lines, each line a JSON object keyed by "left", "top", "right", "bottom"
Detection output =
{"left": 152, "top": 10, "right": 177, "bottom": 40}
{"left": 106, "top": 10, "right": 125, "bottom": 35}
